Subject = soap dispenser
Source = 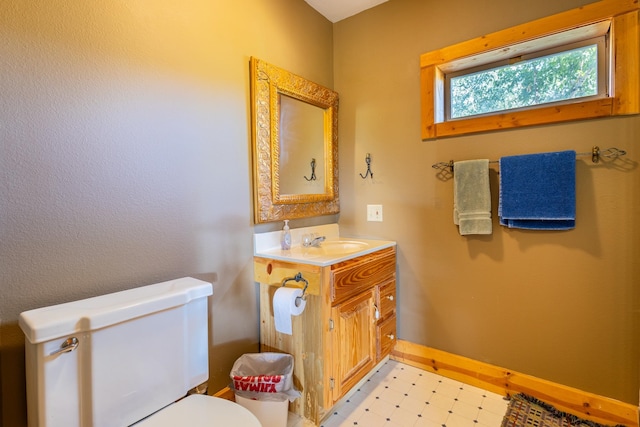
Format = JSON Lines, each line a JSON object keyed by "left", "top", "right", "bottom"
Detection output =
{"left": 281, "top": 220, "right": 291, "bottom": 250}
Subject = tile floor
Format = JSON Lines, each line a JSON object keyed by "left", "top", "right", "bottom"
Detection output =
{"left": 287, "top": 359, "right": 509, "bottom": 427}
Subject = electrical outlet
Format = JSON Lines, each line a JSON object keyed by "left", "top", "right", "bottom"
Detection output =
{"left": 367, "top": 204, "right": 383, "bottom": 222}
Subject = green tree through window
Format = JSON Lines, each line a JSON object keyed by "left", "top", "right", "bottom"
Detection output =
{"left": 450, "top": 44, "right": 598, "bottom": 119}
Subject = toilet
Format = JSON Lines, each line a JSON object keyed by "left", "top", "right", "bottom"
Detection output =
{"left": 19, "top": 277, "right": 261, "bottom": 427}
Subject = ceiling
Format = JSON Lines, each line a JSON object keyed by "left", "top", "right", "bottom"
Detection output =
{"left": 304, "top": 0, "right": 388, "bottom": 22}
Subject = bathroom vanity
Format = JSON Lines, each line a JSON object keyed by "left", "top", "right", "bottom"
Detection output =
{"left": 253, "top": 225, "right": 396, "bottom": 424}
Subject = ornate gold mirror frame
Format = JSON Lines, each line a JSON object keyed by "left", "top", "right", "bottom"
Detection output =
{"left": 250, "top": 57, "right": 339, "bottom": 224}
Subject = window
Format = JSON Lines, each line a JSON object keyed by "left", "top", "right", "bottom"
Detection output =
{"left": 420, "top": 0, "right": 639, "bottom": 139}
{"left": 448, "top": 38, "right": 606, "bottom": 119}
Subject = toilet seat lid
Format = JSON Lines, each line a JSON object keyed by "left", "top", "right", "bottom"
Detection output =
{"left": 134, "top": 394, "right": 261, "bottom": 427}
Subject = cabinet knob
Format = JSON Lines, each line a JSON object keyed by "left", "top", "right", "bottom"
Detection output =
{"left": 386, "top": 334, "right": 395, "bottom": 340}
{"left": 387, "top": 295, "right": 394, "bottom": 301}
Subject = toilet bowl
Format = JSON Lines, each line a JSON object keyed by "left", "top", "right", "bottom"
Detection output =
{"left": 134, "top": 394, "right": 260, "bottom": 426}
{"left": 19, "top": 277, "right": 261, "bottom": 427}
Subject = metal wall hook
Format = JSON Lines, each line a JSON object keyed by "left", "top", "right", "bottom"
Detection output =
{"left": 359, "top": 153, "right": 373, "bottom": 179}
{"left": 304, "top": 158, "right": 317, "bottom": 181}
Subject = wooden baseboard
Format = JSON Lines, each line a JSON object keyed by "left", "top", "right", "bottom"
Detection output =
{"left": 213, "top": 386, "right": 235, "bottom": 401}
{"left": 391, "top": 340, "right": 638, "bottom": 427}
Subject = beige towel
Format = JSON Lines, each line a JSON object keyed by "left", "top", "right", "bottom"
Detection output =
{"left": 453, "top": 159, "right": 492, "bottom": 235}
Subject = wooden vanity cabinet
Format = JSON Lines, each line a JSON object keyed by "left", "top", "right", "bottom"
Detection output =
{"left": 254, "top": 246, "right": 396, "bottom": 425}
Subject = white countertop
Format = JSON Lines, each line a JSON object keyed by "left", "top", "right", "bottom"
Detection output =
{"left": 254, "top": 224, "right": 396, "bottom": 266}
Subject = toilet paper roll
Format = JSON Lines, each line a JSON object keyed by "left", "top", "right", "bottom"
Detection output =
{"left": 273, "top": 287, "right": 306, "bottom": 335}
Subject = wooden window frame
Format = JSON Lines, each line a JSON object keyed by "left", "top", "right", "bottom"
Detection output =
{"left": 420, "top": 0, "right": 639, "bottom": 139}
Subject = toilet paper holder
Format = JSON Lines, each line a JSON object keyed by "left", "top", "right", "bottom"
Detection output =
{"left": 281, "top": 272, "right": 309, "bottom": 301}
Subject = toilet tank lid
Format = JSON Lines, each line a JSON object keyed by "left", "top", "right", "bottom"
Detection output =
{"left": 19, "top": 277, "right": 213, "bottom": 344}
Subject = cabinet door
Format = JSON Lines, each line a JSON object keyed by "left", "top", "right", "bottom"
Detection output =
{"left": 330, "top": 289, "right": 376, "bottom": 402}
{"left": 377, "top": 315, "right": 397, "bottom": 359}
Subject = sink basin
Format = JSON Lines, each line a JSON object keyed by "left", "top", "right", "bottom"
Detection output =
{"left": 306, "top": 240, "right": 369, "bottom": 255}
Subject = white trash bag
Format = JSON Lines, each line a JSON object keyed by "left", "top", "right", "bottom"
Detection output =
{"left": 230, "top": 352, "right": 300, "bottom": 402}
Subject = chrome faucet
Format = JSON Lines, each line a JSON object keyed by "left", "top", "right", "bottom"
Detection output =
{"left": 303, "top": 235, "right": 326, "bottom": 247}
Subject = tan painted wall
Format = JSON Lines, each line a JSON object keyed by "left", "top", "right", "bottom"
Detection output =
{"left": 334, "top": 0, "right": 639, "bottom": 404}
{"left": 0, "top": 1, "right": 332, "bottom": 425}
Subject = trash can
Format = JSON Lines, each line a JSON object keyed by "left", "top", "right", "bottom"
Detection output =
{"left": 230, "top": 352, "right": 300, "bottom": 427}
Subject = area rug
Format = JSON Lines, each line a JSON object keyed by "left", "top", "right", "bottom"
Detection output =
{"left": 501, "top": 393, "right": 625, "bottom": 427}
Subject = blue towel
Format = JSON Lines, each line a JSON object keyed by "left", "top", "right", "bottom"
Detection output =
{"left": 499, "top": 150, "right": 576, "bottom": 230}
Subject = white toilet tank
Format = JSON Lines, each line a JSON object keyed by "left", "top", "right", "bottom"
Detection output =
{"left": 19, "top": 277, "right": 213, "bottom": 427}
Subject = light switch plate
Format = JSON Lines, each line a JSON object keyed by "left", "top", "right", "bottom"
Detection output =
{"left": 367, "top": 204, "right": 383, "bottom": 222}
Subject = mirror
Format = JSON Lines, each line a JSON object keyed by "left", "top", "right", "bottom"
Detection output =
{"left": 250, "top": 57, "right": 339, "bottom": 223}
{"left": 278, "top": 94, "right": 324, "bottom": 194}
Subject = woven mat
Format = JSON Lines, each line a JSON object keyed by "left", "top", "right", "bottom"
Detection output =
{"left": 501, "top": 394, "right": 624, "bottom": 427}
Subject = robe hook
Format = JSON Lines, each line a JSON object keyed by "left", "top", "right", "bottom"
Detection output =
{"left": 304, "top": 158, "right": 317, "bottom": 181}
{"left": 359, "top": 153, "right": 373, "bottom": 179}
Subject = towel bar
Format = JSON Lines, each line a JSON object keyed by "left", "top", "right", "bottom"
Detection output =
{"left": 431, "top": 146, "right": 627, "bottom": 173}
